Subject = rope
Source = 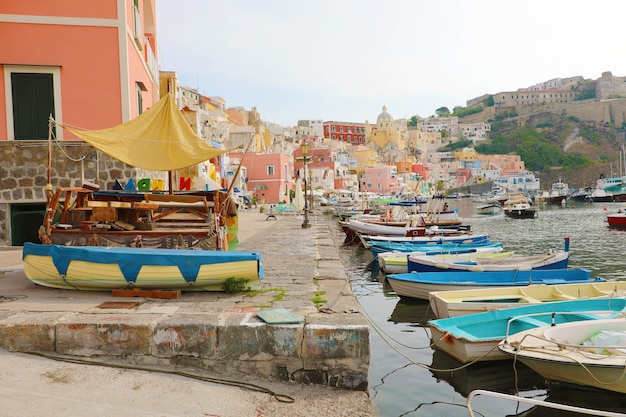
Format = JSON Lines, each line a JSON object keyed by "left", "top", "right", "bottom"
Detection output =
{"left": 22, "top": 350, "right": 295, "bottom": 403}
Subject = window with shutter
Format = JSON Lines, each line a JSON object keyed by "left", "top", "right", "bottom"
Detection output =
{"left": 11, "top": 73, "right": 55, "bottom": 140}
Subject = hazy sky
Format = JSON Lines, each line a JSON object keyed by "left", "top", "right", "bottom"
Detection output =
{"left": 156, "top": 0, "right": 624, "bottom": 126}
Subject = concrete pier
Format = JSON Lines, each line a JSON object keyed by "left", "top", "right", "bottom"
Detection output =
{"left": 0, "top": 208, "right": 370, "bottom": 390}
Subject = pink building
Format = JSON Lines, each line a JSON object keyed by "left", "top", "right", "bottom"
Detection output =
{"left": 229, "top": 152, "right": 293, "bottom": 204}
{"left": 0, "top": 1, "right": 159, "bottom": 141}
{"left": 361, "top": 166, "right": 398, "bottom": 195}
{"left": 412, "top": 163, "right": 430, "bottom": 181}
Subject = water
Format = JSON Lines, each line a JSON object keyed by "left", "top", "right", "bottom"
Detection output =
{"left": 329, "top": 199, "right": 626, "bottom": 417}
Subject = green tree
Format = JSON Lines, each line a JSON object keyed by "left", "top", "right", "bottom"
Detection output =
{"left": 407, "top": 115, "right": 419, "bottom": 127}
{"left": 435, "top": 107, "right": 450, "bottom": 117}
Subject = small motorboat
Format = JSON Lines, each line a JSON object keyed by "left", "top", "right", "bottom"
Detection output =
{"left": 387, "top": 268, "right": 604, "bottom": 301}
{"left": 499, "top": 317, "right": 626, "bottom": 393}
{"left": 427, "top": 298, "right": 626, "bottom": 363}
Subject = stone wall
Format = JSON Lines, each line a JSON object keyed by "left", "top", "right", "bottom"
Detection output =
{"left": 0, "top": 141, "right": 136, "bottom": 246}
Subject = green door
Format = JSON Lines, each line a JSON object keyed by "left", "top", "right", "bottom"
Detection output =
{"left": 10, "top": 204, "right": 46, "bottom": 246}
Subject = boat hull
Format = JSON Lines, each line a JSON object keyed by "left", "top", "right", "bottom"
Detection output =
{"left": 407, "top": 251, "right": 569, "bottom": 273}
{"left": 503, "top": 208, "right": 538, "bottom": 218}
{"left": 499, "top": 318, "right": 626, "bottom": 393}
{"left": 378, "top": 249, "right": 512, "bottom": 274}
{"left": 386, "top": 268, "right": 603, "bottom": 300}
{"left": 429, "top": 280, "right": 626, "bottom": 318}
{"left": 428, "top": 298, "right": 626, "bottom": 363}
{"left": 607, "top": 213, "right": 626, "bottom": 229}
{"left": 22, "top": 242, "right": 263, "bottom": 291}
{"left": 476, "top": 204, "right": 500, "bottom": 215}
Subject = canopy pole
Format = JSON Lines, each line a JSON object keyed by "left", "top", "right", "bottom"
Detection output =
{"left": 46, "top": 115, "right": 54, "bottom": 203}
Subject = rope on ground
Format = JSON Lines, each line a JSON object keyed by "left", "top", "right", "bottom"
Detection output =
{"left": 22, "top": 350, "right": 295, "bottom": 403}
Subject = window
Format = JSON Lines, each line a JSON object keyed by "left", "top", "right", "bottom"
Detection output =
{"left": 11, "top": 72, "right": 55, "bottom": 140}
{"left": 267, "top": 165, "right": 275, "bottom": 175}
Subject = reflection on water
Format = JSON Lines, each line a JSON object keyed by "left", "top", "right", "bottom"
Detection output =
{"left": 329, "top": 199, "right": 626, "bottom": 417}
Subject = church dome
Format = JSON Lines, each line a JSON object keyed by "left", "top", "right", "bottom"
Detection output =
{"left": 377, "top": 105, "right": 392, "bottom": 122}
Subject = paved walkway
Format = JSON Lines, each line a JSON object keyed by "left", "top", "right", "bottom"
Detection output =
{"left": 0, "top": 208, "right": 375, "bottom": 416}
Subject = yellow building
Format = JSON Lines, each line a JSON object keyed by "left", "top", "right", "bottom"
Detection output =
{"left": 366, "top": 106, "right": 403, "bottom": 149}
{"left": 454, "top": 147, "right": 479, "bottom": 162}
{"left": 351, "top": 145, "right": 379, "bottom": 168}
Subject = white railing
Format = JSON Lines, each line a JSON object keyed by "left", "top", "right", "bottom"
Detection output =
{"left": 466, "top": 390, "right": 626, "bottom": 417}
{"left": 145, "top": 41, "right": 158, "bottom": 81}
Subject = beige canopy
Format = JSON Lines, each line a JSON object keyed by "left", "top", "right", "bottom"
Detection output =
{"left": 59, "top": 93, "right": 226, "bottom": 171}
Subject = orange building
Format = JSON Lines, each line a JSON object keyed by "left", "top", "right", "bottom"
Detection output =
{"left": 0, "top": 1, "right": 159, "bottom": 141}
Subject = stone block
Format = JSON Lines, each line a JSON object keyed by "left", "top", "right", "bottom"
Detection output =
{"left": 56, "top": 314, "right": 155, "bottom": 356}
{"left": 0, "top": 312, "right": 62, "bottom": 352}
{"left": 302, "top": 324, "right": 369, "bottom": 359}
{"left": 153, "top": 314, "right": 218, "bottom": 358}
{"left": 216, "top": 323, "right": 303, "bottom": 360}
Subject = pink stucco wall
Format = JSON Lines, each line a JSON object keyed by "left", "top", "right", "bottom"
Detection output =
{"left": 0, "top": 0, "right": 157, "bottom": 140}
{"left": 230, "top": 152, "right": 294, "bottom": 204}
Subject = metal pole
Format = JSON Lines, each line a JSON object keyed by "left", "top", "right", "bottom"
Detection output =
{"left": 301, "top": 144, "right": 310, "bottom": 229}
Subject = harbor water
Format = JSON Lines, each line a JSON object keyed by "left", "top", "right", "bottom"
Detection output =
{"left": 329, "top": 199, "right": 626, "bottom": 417}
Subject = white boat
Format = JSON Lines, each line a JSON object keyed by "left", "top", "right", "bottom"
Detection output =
{"left": 346, "top": 218, "right": 415, "bottom": 236}
{"left": 476, "top": 203, "right": 500, "bottom": 215}
{"left": 547, "top": 178, "right": 569, "bottom": 204}
{"left": 429, "top": 280, "right": 626, "bottom": 319}
{"left": 428, "top": 298, "right": 626, "bottom": 363}
{"left": 360, "top": 231, "right": 488, "bottom": 247}
{"left": 378, "top": 250, "right": 513, "bottom": 275}
{"left": 502, "top": 193, "right": 538, "bottom": 219}
{"left": 499, "top": 318, "right": 626, "bottom": 393}
{"left": 407, "top": 244, "right": 569, "bottom": 273}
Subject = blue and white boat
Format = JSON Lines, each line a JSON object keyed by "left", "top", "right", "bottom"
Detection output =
{"left": 386, "top": 268, "right": 603, "bottom": 301}
{"left": 368, "top": 241, "right": 500, "bottom": 257}
{"left": 428, "top": 297, "right": 624, "bottom": 363}
{"left": 407, "top": 238, "right": 570, "bottom": 273}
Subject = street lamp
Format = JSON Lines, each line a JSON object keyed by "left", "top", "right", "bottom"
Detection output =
{"left": 301, "top": 141, "right": 311, "bottom": 229}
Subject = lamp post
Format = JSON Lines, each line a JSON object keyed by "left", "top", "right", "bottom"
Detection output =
{"left": 301, "top": 141, "right": 311, "bottom": 229}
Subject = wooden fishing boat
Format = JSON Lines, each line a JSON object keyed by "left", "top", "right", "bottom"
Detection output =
{"left": 360, "top": 230, "right": 488, "bottom": 249}
{"left": 476, "top": 203, "right": 501, "bottom": 215}
{"left": 368, "top": 240, "right": 500, "bottom": 257}
{"left": 22, "top": 242, "right": 263, "bottom": 291}
{"left": 386, "top": 268, "right": 604, "bottom": 301}
{"left": 428, "top": 298, "right": 626, "bottom": 363}
{"left": 429, "top": 280, "right": 626, "bottom": 318}
{"left": 378, "top": 250, "right": 513, "bottom": 275}
{"left": 499, "top": 317, "right": 626, "bottom": 393}
{"left": 407, "top": 240, "right": 569, "bottom": 273}
{"left": 345, "top": 218, "right": 413, "bottom": 236}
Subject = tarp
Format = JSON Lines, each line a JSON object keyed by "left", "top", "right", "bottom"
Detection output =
{"left": 59, "top": 93, "right": 226, "bottom": 171}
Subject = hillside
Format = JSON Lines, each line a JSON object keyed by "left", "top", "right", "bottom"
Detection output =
{"left": 460, "top": 99, "right": 626, "bottom": 190}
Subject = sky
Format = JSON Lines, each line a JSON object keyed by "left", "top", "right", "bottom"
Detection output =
{"left": 156, "top": 0, "right": 625, "bottom": 127}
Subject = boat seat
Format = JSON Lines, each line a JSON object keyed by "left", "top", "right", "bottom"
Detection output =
{"left": 510, "top": 316, "right": 551, "bottom": 328}
{"left": 144, "top": 194, "right": 210, "bottom": 222}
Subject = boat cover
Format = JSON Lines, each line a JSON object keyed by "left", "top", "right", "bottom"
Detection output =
{"left": 23, "top": 243, "right": 263, "bottom": 283}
